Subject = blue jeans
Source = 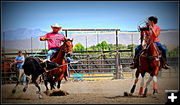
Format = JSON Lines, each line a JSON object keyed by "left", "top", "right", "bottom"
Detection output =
{"left": 46, "top": 48, "right": 57, "bottom": 61}
{"left": 135, "top": 42, "right": 167, "bottom": 61}
{"left": 67, "top": 64, "right": 70, "bottom": 76}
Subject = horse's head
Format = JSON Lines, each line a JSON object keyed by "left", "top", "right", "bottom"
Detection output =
{"left": 62, "top": 38, "right": 73, "bottom": 54}
{"left": 139, "top": 26, "right": 151, "bottom": 50}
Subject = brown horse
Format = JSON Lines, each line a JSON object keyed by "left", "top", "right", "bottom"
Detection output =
{"left": 129, "top": 25, "right": 162, "bottom": 97}
{"left": 1, "top": 60, "right": 18, "bottom": 84}
{"left": 47, "top": 38, "right": 73, "bottom": 89}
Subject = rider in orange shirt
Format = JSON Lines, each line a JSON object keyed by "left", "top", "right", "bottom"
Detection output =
{"left": 130, "top": 16, "right": 169, "bottom": 69}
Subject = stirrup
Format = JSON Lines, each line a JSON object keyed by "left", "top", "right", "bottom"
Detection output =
{"left": 163, "top": 64, "right": 170, "bottom": 69}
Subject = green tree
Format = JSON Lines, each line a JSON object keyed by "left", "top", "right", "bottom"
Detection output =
{"left": 101, "top": 41, "right": 108, "bottom": 51}
{"left": 73, "top": 43, "right": 85, "bottom": 51}
{"left": 168, "top": 46, "right": 179, "bottom": 57}
{"left": 118, "top": 44, "right": 127, "bottom": 49}
{"left": 96, "top": 43, "right": 102, "bottom": 50}
{"left": 127, "top": 44, "right": 135, "bottom": 49}
{"left": 41, "top": 49, "right": 48, "bottom": 53}
{"left": 108, "top": 44, "right": 115, "bottom": 51}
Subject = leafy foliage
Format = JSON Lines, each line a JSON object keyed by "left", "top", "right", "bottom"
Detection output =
{"left": 73, "top": 43, "right": 85, "bottom": 51}
{"left": 167, "top": 46, "right": 179, "bottom": 57}
{"left": 41, "top": 49, "right": 48, "bottom": 53}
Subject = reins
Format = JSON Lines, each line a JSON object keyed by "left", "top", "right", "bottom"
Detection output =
{"left": 140, "top": 34, "right": 161, "bottom": 60}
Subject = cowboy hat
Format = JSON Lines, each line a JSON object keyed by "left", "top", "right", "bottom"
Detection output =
{"left": 51, "top": 23, "right": 62, "bottom": 29}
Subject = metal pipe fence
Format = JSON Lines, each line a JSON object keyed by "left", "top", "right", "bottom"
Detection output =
{"left": 1, "top": 52, "right": 178, "bottom": 83}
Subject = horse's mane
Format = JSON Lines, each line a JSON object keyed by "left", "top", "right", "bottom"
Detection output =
{"left": 50, "top": 40, "right": 69, "bottom": 61}
{"left": 65, "top": 39, "right": 72, "bottom": 41}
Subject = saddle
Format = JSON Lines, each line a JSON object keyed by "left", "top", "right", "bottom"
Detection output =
{"left": 149, "top": 44, "right": 162, "bottom": 60}
{"left": 135, "top": 43, "right": 163, "bottom": 67}
{"left": 138, "top": 43, "right": 162, "bottom": 58}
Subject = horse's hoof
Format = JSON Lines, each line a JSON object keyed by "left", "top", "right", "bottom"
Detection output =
{"left": 124, "top": 92, "right": 129, "bottom": 96}
{"left": 51, "top": 87, "right": 55, "bottom": 90}
{"left": 143, "top": 88, "right": 148, "bottom": 97}
{"left": 12, "top": 89, "right": 16, "bottom": 94}
{"left": 138, "top": 94, "right": 141, "bottom": 97}
{"left": 39, "top": 95, "right": 43, "bottom": 99}
{"left": 129, "top": 93, "right": 133, "bottom": 96}
{"left": 36, "top": 91, "right": 40, "bottom": 94}
{"left": 23, "top": 88, "right": 27, "bottom": 92}
{"left": 143, "top": 94, "right": 147, "bottom": 97}
{"left": 57, "top": 85, "right": 60, "bottom": 89}
{"left": 153, "top": 89, "right": 158, "bottom": 94}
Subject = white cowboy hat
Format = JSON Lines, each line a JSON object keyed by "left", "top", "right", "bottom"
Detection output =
{"left": 51, "top": 23, "right": 61, "bottom": 28}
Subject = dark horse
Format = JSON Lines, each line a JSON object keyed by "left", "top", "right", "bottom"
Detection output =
{"left": 43, "top": 38, "right": 73, "bottom": 90}
{"left": 129, "top": 25, "right": 162, "bottom": 97}
{"left": 12, "top": 57, "right": 59, "bottom": 99}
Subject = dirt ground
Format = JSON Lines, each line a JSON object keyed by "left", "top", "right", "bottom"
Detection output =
{"left": 1, "top": 72, "right": 179, "bottom": 104}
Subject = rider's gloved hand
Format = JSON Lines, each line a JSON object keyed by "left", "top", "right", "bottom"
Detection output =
{"left": 40, "top": 37, "right": 47, "bottom": 41}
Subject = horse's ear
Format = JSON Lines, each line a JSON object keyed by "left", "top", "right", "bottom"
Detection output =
{"left": 71, "top": 38, "right": 73, "bottom": 42}
{"left": 62, "top": 37, "right": 66, "bottom": 42}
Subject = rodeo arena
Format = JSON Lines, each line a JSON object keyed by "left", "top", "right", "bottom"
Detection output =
{"left": 1, "top": 27, "right": 179, "bottom": 104}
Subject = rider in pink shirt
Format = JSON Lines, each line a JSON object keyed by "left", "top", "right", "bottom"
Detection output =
{"left": 40, "top": 23, "right": 66, "bottom": 61}
{"left": 42, "top": 32, "right": 65, "bottom": 49}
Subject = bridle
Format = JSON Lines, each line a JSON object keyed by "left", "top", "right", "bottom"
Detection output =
{"left": 140, "top": 26, "right": 151, "bottom": 49}
{"left": 139, "top": 28, "right": 160, "bottom": 61}
{"left": 61, "top": 40, "right": 73, "bottom": 53}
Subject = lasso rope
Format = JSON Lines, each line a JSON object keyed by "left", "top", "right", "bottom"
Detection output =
{"left": 32, "top": 40, "right": 45, "bottom": 57}
{"left": 45, "top": 62, "right": 79, "bottom": 74}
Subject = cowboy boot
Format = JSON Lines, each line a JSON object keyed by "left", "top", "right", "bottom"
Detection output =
{"left": 163, "top": 61, "right": 170, "bottom": 69}
{"left": 161, "top": 58, "right": 170, "bottom": 69}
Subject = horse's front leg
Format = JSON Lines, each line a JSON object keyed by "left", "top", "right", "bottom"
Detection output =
{"left": 152, "top": 76, "right": 158, "bottom": 95}
{"left": 152, "top": 64, "right": 160, "bottom": 95}
{"left": 138, "top": 72, "right": 146, "bottom": 96}
{"left": 50, "top": 78, "right": 55, "bottom": 90}
{"left": 57, "top": 80, "right": 62, "bottom": 89}
{"left": 143, "top": 75, "right": 153, "bottom": 97}
{"left": 43, "top": 73, "right": 49, "bottom": 91}
{"left": 129, "top": 70, "right": 140, "bottom": 96}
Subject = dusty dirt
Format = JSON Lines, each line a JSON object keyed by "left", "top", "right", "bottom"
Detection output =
{"left": 1, "top": 72, "right": 179, "bottom": 104}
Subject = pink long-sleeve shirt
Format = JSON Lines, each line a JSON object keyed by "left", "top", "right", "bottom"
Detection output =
{"left": 150, "top": 24, "right": 160, "bottom": 42}
{"left": 41, "top": 32, "right": 65, "bottom": 49}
